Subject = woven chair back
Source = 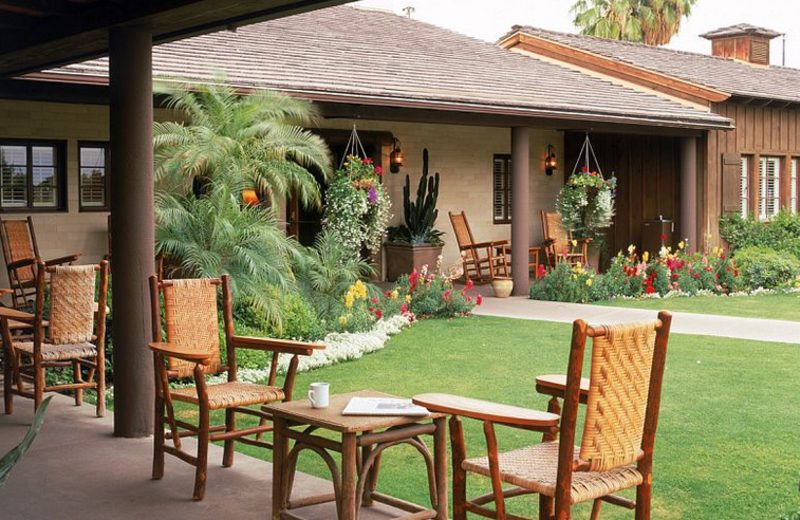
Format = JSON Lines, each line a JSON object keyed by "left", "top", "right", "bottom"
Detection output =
{"left": 579, "top": 321, "right": 658, "bottom": 472}
{"left": 2, "top": 219, "right": 36, "bottom": 282}
{"left": 49, "top": 265, "right": 97, "bottom": 345}
{"left": 449, "top": 212, "right": 476, "bottom": 252}
{"left": 163, "top": 279, "right": 222, "bottom": 378}
{"left": 543, "top": 212, "right": 571, "bottom": 258}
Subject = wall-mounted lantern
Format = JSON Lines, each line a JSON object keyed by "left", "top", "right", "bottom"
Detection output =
{"left": 389, "top": 138, "right": 404, "bottom": 174}
{"left": 544, "top": 144, "right": 558, "bottom": 176}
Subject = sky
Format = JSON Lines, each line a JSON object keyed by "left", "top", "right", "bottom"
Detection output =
{"left": 355, "top": 0, "right": 800, "bottom": 68}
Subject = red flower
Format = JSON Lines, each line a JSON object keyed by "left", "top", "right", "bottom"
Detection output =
{"left": 443, "top": 289, "right": 451, "bottom": 301}
{"left": 645, "top": 284, "right": 656, "bottom": 294}
{"left": 465, "top": 279, "right": 474, "bottom": 290}
{"left": 661, "top": 233, "right": 667, "bottom": 241}
{"left": 694, "top": 273, "right": 700, "bottom": 279}
{"left": 466, "top": 296, "right": 472, "bottom": 302}
{"left": 385, "top": 290, "right": 392, "bottom": 297}
{"left": 476, "top": 294, "right": 483, "bottom": 306}
{"left": 362, "top": 158, "right": 373, "bottom": 165}
{"left": 409, "top": 270, "right": 420, "bottom": 283}
{"left": 401, "top": 303, "right": 408, "bottom": 313}
{"left": 537, "top": 264, "right": 547, "bottom": 278}
{"left": 734, "top": 269, "right": 739, "bottom": 277}
{"left": 375, "top": 309, "right": 382, "bottom": 320}
{"left": 374, "top": 166, "right": 383, "bottom": 175}
{"left": 371, "top": 297, "right": 378, "bottom": 304}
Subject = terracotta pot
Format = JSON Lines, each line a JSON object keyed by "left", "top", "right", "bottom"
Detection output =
{"left": 384, "top": 242, "right": 444, "bottom": 282}
{"left": 491, "top": 277, "right": 514, "bottom": 298}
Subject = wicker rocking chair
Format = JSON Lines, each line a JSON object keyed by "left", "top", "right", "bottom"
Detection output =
{"left": 415, "top": 311, "right": 673, "bottom": 520}
{"left": 0, "top": 217, "right": 81, "bottom": 309}
{"left": 1, "top": 261, "right": 109, "bottom": 417}
{"left": 149, "top": 275, "right": 324, "bottom": 501}
{"left": 540, "top": 211, "right": 589, "bottom": 268}
{"left": 449, "top": 211, "right": 509, "bottom": 282}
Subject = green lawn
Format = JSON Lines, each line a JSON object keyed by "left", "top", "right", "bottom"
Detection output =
{"left": 596, "top": 292, "right": 800, "bottom": 321}
{"left": 194, "top": 316, "right": 798, "bottom": 520}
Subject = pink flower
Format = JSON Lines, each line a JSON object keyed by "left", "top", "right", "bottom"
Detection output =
{"left": 363, "top": 157, "right": 373, "bottom": 164}
{"left": 375, "top": 309, "right": 382, "bottom": 320}
{"left": 443, "top": 289, "right": 451, "bottom": 301}
{"left": 374, "top": 166, "right": 383, "bottom": 175}
{"left": 476, "top": 294, "right": 483, "bottom": 306}
{"left": 466, "top": 296, "right": 472, "bottom": 302}
{"left": 465, "top": 279, "right": 474, "bottom": 290}
{"left": 409, "top": 270, "right": 420, "bottom": 283}
{"left": 371, "top": 297, "right": 378, "bottom": 304}
{"left": 401, "top": 302, "right": 408, "bottom": 313}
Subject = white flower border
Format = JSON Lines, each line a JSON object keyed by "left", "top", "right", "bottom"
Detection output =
{"left": 609, "top": 286, "right": 800, "bottom": 301}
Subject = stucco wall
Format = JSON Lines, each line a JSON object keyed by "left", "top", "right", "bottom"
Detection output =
{"left": 0, "top": 98, "right": 564, "bottom": 285}
{"left": 319, "top": 119, "right": 565, "bottom": 268}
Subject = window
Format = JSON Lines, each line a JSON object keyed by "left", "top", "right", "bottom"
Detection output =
{"left": 791, "top": 158, "right": 799, "bottom": 215}
{"left": 740, "top": 156, "right": 751, "bottom": 218}
{"left": 493, "top": 154, "right": 511, "bottom": 224}
{"left": 79, "top": 142, "right": 109, "bottom": 211}
{"left": 0, "top": 140, "right": 66, "bottom": 211}
{"left": 758, "top": 156, "right": 781, "bottom": 220}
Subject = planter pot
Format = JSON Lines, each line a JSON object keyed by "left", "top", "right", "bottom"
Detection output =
{"left": 491, "top": 277, "right": 514, "bottom": 298}
{"left": 384, "top": 242, "right": 444, "bottom": 282}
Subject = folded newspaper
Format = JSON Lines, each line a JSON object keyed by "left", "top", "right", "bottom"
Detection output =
{"left": 342, "top": 397, "right": 429, "bottom": 416}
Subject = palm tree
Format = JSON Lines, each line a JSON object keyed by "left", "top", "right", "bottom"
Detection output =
{"left": 155, "top": 182, "right": 303, "bottom": 328}
{"left": 153, "top": 75, "right": 332, "bottom": 212}
{"left": 571, "top": 0, "right": 696, "bottom": 45}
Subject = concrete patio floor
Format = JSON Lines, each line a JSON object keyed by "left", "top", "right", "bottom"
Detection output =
{"left": 0, "top": 393, "right": 404, "bottom": 520}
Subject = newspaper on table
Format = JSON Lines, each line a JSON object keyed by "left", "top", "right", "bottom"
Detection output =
{"left": 342, "top": 397, "right": 429, "bottom": 417}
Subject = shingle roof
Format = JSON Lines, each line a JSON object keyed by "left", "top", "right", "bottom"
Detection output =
{"left": 700, "top": 24, "right": 782, "bottom": 40}
{"left": 510, "top": 26, "right": 800, "bottom": 104}
{"left": 40, "top": 6, "right": 730, "bottom": 129}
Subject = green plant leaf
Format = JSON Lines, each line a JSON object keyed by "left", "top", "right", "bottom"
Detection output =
{"left": 0, "top": 396, "right": 52, "bottom": 490}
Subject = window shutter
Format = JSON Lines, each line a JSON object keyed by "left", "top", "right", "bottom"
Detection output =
{"left": 759, "top": 157, "right": 781, "bottom": 220}
{"left": 721, "top": 152, "right": 742, "bottom": 216}
{"left": 493, "top": 154, "right": 511, "bottom": 223}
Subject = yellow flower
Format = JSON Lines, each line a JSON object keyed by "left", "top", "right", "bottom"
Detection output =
{"left": 585, "top": 278, "right": 593, "bottom": 287}
{"left": 345, "top": 293, "right": 354, "bottom": 308}
{"left": 406, "top": 295, "right": 412, "bottom": 303}
{"left": 571, "top": 239, "right": 578, "bottom": 247}
{"left": 391, "top": 290, "right": 399, "bottom": 299}
{"left": 627, "top": 244, "right": 636, "bottom": 255}
{"left": 338, "top": 315, "right": 349, "bottom": 325}
{"left": 678, "top": 241, "right": 685, "bottom": 250}
{"left": 643, "top": 251, "right": 650, "bottom": 263}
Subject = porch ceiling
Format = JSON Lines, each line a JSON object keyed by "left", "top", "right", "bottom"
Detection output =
{"left": 0, "top": 0, "right": 353, "bottom": 78}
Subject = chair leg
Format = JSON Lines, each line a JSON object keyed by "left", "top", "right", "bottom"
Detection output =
{"left": 449, "top": 416, "right": 467, "bottom": 520}
{"left": 590, "top": 499, "right": 602, "bottom": 520}
{"left": 539, "top": 495, "right": 553, "bottom": 520}
{"left": 635, "top": 481, "right": 651, "bottom": 520}
{"left": 34, "top": 363, "right": 45, "bottom": 412}
{"left": 73, "top": 360, "right": 83, "bottom": 406}
{"left": 152, "top": 393, "right": 165, "bottom": 480}
{"left": 193, "top": 402, "right": 210, "bottom": 501}
{"left": 223, "top": 409, "right": 236, "bottom": 468}
{"left": 3, "top": 347, "right": 12, "bottom": 415}
{"left": 96, "top": 357, "right": 105, "bottom": 418}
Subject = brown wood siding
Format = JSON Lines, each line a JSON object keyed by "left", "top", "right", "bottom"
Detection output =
{"left": 702, "top": 101, "right": 800, "bottom": 248}
{"left": 565, "top": 132, "right": 681, "bottom": 256}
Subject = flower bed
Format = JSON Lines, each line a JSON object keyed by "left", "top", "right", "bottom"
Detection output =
{"left": 531, "top": 243, "right": 740, "bottom": 303}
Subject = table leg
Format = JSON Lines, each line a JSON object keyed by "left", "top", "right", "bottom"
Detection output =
{"left": 340, "top": 433, "right": 358, "bottom": 520}
{"left": 272, "top": 416, "right": 288, "bottom": 520}
{"left": 433, "top": 417, "right": 449, "bottom": 520}
{"left": 361, "top": 441, "right": 374, "bottom": 506}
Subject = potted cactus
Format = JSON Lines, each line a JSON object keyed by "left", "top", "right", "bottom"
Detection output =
{"left": 385, "top": 149, "right": 444, "bottom": 281}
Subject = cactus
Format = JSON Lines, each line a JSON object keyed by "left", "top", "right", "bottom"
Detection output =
{"left": 388, "top": 149, "right": 444, "bottom": 245}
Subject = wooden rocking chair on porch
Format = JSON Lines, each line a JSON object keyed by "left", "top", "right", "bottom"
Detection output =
{"left": 541, "top": 211, "right": 590, "bottom": 268}
{"left": 2, "top": 261, "right": 109, "bottom": 417}
{"left": 0, "top": 217, "right": 82, "bottom": 309}
{"left": 449, "top": 211, "right": 509, "bottom": 282}
{"left": 148, "top": 275, "right": 324, "bottom": 501}
{"left": 414, "top": 311, "right": 673, "bottom": 520}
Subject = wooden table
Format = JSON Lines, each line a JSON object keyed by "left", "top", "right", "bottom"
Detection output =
{"left": 268, "top": 390, "right": 448, "bottom": 520}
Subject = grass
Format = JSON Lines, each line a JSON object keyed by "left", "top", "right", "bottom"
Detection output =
{"left": 190, "top": 315, "right": 800, "bottom": 520}
{"left": 595, "top": 292, "right": 800, "bottom": 321}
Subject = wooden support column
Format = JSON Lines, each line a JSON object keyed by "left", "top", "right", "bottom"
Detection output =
{"left": 511, "top": 127, "right": 530, "bottom": 296}
{"left": 109, "top": 25, "right": 155, "bottom": 437}
{"left": 680, "top": 137, "right": 698, "bottom": 252}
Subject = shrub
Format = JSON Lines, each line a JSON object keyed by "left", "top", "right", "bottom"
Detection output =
{"left": 390, "top": 261, "right": 478, "bottom": 319}
{"left": 733, "top": 247, "right": 800, "bottom": 290}
{"left": 530, "top": 262, "right": 595, "bottom": 303}
{"left": 720, "top": 212, "right": 800, "bottom": 258}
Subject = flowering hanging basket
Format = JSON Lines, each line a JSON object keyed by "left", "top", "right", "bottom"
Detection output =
{"left": 556, "top": 134, "right": 617, "bottom": 244}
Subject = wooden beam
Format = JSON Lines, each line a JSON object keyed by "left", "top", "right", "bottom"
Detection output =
{"left": 0, "top": 0, "right": 77, "bottom": 17}
{"left": 0, "top": 10, "right": 37, "bottom": 27}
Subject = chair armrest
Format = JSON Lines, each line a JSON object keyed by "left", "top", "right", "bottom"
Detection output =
{"left": 472, "top": 239, "right": 510, "bottom": 249}
{"left": 413, "top": 393, "right": 559, "bottom": 429}
{"left": 45, "top": 253, "right": 81, "bottom": 266}
{"left": 0, "top": 288, "right": 13, "bottom": 295}
{"left": 542, "top": 239, "right": 556, "bottom": 247}
{"left": 230, "top": 335, "right": 324, "bottom": 356}
{"left": 0, "top": 307, "right": 35, "bottom": 323}
{"left": 7, "top": 258, "right": 36, "bottom": 270}
{"left": 148, "top": 342, "right": 213, "bottom": 364}
{"left": 535, "top": 374, "right": 590, "bottom": 404}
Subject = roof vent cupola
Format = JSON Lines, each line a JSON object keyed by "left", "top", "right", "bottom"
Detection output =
{"left": 700, "top": 24, "right": 782, "bottom": 65}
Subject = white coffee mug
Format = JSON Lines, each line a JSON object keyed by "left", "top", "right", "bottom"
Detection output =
{"left": 308, "top": 382, "right": 330, "bottom": 409}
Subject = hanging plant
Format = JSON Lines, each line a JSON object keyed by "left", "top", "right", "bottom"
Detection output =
{"left": 323, "top": 155, "right": 391, "bottom": 260}
{"left": 556, "top": 134, "right": 617, "bottom": 244}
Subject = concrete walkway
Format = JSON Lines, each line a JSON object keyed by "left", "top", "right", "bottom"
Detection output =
{"left": 474, "top": 296, "right": 800, "bottom": 344}
{"left": 0, "top": 394, "right": 403, "bottom": 520}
